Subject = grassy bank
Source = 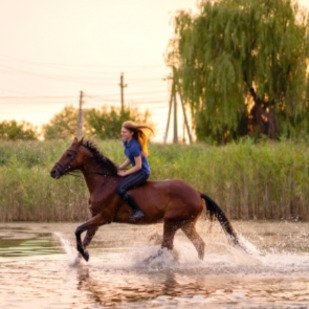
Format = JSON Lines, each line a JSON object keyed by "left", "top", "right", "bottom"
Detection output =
{"left": 0, "top": 139, "right": 308, "bottom": 221}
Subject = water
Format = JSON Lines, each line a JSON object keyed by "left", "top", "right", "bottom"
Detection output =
{"left": 0, "top": 221, "right": 308, "bottom": 308}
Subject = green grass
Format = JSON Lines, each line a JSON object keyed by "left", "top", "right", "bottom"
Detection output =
{"left": 0, "top": 139, "right": 308, "bottom": 221}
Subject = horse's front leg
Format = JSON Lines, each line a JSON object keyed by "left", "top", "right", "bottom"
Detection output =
{"left": 75, "top": 213, "right": 107, "bottom": 261}
{"left": 82, "top": 226, "right": 98, "bottom": 248}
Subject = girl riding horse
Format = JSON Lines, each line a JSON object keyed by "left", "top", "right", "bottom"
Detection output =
{"left": 117, "top": 121, "right": 153, "bottom": 221}
{"left": 50, "top": 137, "right": 244, "bottom": 261}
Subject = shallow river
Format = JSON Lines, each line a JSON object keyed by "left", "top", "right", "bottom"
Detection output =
{"left": 0, "top": 221, "right": 308, "bottom": 309}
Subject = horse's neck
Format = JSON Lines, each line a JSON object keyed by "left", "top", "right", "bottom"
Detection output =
{"left": 81, "top": 158, "right": 117, "bottom": 194}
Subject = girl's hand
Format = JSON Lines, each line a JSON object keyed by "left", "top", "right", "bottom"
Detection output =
{"left": 117, "top": 170, "right": 127, "bottom": 177}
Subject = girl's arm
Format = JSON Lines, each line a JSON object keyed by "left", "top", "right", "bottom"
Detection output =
{"left": 118, "top": 155, "right": 142, "bottom": 176}
{"left": 118, "top": 159, "right": 131, "bottom": 171}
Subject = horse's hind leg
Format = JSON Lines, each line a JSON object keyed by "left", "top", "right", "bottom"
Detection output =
{"left": 142, "top": 221, "right": 179, "bottom": 264}
{"left": 181, "top": 221, "right": 205, "bottom": 260}
{"left": 161, "top": 220, "right": 181, "bottom": 252}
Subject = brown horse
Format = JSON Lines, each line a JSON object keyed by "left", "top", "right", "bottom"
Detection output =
{"left": 50, "top": 137, "right": 242, "bottom": 262}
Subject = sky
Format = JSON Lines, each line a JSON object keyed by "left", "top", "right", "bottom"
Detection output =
{"left": 0, "top": 0, "right": 200, "bottom": 142}
{"left": 0, "top": 0, "right": 308, "bottom": 142}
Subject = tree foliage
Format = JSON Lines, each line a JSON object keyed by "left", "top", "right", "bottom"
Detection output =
{"left": 43, "top": 105, "right": 149, "bottom": 140}
{"left": 0, "top": 120, "right": 37, "bottom": 140}
{"left": 42, "top": 106, "right": 78, "bottom": 140}
{"left": 168, "top": 0, "right": 309, "bottom": 142}
{"left": 86, "top": 106, "right": 150, "bottom": 139}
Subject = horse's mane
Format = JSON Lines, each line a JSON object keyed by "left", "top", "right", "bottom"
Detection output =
{"left": 82, "top": 140, "right": 118, "bottom": 176}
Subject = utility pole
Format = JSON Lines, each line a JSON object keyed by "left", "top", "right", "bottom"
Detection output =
{"left": 173, "top": 86, "right": 178, "bottom": 144}
{"left": 119, "top": 72, "right": 127, "bottom": 111}
{"left": 177, "top": 80, "right": 193, "bottom": 144}
{"left": 77, "top": 90, "right": 84, "bottom": 139}
{"left": 164, "top": 67, "right": 193, "bottom": 144}
{"left": 164, "top": 75, "right": 179, "bottom": 144}
{"left": 163, "top": 80, "right": 174, "bottom": 144}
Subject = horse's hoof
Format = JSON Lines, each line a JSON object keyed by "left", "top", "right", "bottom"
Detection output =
{"left": 81, "top": 250, "right": 89, "bottom": 262}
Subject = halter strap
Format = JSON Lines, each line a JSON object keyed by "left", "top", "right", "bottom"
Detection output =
{"left": 56, "top": 148, "right": 78, "bottom": 174}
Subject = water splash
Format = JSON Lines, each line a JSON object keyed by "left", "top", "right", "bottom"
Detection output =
{"left": 53, "top": 232, "right": 80, "bottom": 267}
{"left": 237, "top": 234, "right": 262, "bottom": 256}
{"left": 221, "top": 234, "right": 264, "bottom": 267}
{"left": 53, "top": 227, "right": 309, "bottom": 277}
{"left": 132, "top": 246, "right": 179, "bottom": 271}
{"left": 115, "top": 232, "right": 309, "bottom": 276}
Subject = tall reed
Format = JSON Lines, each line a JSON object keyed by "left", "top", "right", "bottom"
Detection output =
{"left": 0, "top": 139, "right": 308, "bottom": 221}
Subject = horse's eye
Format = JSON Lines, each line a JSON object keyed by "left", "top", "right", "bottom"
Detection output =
{"left": 67, "top": 153, "right": 72, "bottom": 158}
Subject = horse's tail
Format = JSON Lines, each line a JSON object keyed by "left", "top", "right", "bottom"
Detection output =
{"left": 201, "top": 193, "right": 242, "bottom": 248}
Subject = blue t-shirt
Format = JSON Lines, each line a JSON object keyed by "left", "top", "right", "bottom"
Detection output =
{"left": 123, "top": 138, "right": 150, "bottom": 175}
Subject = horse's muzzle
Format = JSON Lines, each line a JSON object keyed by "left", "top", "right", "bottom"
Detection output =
{"left": 50, "top": 168, "right": 62, "bottom": 179}
{"left": 50, "top": 162, "right": 68, "bottom": 179}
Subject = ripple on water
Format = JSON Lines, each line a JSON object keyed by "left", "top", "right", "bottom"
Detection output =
{"left": 0, "top": 222, "right": 308, "bottom": 308}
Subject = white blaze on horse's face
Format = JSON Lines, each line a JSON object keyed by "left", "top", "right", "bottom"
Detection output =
{"left": 50, "top": 138, "right": 83, "bottom": 179}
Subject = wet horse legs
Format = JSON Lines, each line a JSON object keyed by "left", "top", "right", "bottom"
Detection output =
{"left": 161, "top": 220, "right": 181, "bottom": 251}
{"left": 75, "top": 214, "right": 106, "bottom": 261}
{"left": 83, "top": 226, "right": 99, "bottom": 248}
{"left": 181, "top": 221, "right": 205, "bottom": 260}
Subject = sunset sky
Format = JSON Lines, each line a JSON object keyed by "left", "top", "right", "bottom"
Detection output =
{"left": 0, "top": 0, "right": 308, "bottom": 141}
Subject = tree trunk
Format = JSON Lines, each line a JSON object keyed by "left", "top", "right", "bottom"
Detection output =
{"left": 248, "top": 87, "right": 279, "bottom": 139}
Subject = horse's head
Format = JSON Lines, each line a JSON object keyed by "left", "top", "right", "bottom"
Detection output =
{"left": 50, "top": 137, "right": 85, "bottom": 179}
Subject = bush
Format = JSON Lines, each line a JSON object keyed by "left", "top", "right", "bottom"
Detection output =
{"left": 0, "top": 120, "right": 37, "bottom": 141}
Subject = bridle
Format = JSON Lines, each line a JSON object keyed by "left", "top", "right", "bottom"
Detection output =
{"left": 54, "top": 145, "right": 115, "bottom": 178}
{"left": 54, "top": 148, "right": 78, "bottom": 176}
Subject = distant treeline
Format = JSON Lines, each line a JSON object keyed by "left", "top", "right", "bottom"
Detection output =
{"left": 0, "top": 139, "right": 308, "bottom": 221}
{"left": 0, "top": 106, "right": 148, "bottom": 141}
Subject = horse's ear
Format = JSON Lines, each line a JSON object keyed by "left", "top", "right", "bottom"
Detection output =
{"left": 78, "top": 136, "right": 84, "bottom": 145}
{"left": 73, "top": 137, "right": 78, "bottom": 144}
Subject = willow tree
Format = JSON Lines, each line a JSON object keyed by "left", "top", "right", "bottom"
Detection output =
{"left": 168, "top": 0, "right": 309, "bottom": 142}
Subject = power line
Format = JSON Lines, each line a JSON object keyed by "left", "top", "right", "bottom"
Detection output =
{"left": 0, "top": 64, "right": 168, "bottom": 89}
{"left": 0, "top": 54, "right": 164, "bottom": 69}
{"left": 0, "top": 95, "right": 76, "bottom": 99}
{"left": 0, "top": 62, "right": 166, "bottom": 79}
{"left": 0, "top": 97, "right": 168, "bottom": 106}
{"left": 0, "top": 64, "right": 120, "bottom": 83}
{"left": 128, "top": 79, "right": 166, "bottom": 83}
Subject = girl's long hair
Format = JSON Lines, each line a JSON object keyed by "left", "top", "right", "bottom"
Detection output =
{"left": 122, "top": 121, "right": 154, "bottom": 156}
